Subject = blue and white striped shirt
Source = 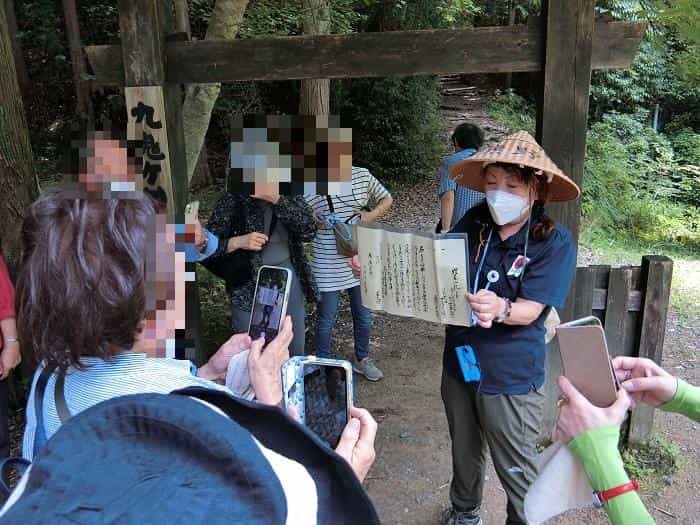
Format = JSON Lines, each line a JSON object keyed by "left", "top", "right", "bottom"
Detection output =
{"left": 22, "top": 354, "right": 228, "bottom": 461}
{"left": 437, "top": 148, "right": 484, "bottom": 228}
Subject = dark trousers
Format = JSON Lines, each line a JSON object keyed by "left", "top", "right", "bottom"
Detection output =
{"left": 441, "top": 369, "right": 544, "bottom": 525}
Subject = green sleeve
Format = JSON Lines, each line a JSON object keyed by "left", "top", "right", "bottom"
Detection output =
{"left": 568, "top": 425, "right": 655, "bottom": 525}
{"left": 660, "top": 379, "right": 700, "bottom": 422}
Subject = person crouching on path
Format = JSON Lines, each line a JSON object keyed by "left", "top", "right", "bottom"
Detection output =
{"left": 305, "top": 165, "right": 393, "bottom": 381}
{"left": 440, "top": 131, "right": 579, "bottom": 525}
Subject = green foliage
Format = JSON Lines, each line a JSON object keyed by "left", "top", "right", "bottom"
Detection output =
{"left": 333, "top": 76, "right": 443, "bottom": 187}
{"left": 669, "top": 130, "right": 700, "bottom": 207}
{"left": 485, "top": 91, "right": 536, "bottom": 134}
{"left": 355, "top": 0, "right": 478, "bottom": 31}
{"left": 190, "top": 0, "right": 362, "bottom": 38}
{"left": 583, "top": 112, "right": 699, "bottom": 250}
{"left": 622, "top": 435, "right": 683, "bottom": 484}
{"left": 591, "top": 1, "right": 699, "bottom": 123}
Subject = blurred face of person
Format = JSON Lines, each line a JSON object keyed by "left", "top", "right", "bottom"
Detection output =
{"left": 138, "top": 218, "right": 188, "bottom": 358}
{"left": 79, "top": 135, "right": 136, "bottom": 191}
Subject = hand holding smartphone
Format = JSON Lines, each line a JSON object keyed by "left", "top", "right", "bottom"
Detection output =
{"left": 556, "top": 316, "right": 620, "bottom": 408}
{"left": 248, "top": 266, "right": 292, "bottom": 347}
{"left": 282, "top": 356, "right": 354, "bottom": 448}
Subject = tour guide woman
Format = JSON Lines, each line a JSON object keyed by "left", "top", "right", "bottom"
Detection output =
{"left": 440, "top": 131, "right": 580, "bottom": 525}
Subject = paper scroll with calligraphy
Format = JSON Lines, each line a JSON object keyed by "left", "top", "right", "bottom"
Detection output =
{"left": 357, "top": 225, "right": 471, "bottom": 326}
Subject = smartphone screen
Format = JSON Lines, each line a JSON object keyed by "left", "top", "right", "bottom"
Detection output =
{"left": 248, "top": 266, "right": 289, "bottom": 347}
{"left": 303, "top": 364, "right": 348, "bottom": 448}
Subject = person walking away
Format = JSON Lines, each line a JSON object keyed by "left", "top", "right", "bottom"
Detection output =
{"left": 438, "top": 123, "right": 485, "bottom": 232}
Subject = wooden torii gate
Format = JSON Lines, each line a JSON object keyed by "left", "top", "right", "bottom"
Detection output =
{"left": 85, "top": 0, "right": 646, "bottom": 437}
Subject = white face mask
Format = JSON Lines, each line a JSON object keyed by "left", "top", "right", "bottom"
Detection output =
{"left": 486, "top": 190, "right": 531, "bottom": 225}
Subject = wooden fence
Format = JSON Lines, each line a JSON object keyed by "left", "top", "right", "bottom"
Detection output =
{"left": 539, "top": 255, "right": 674, "bottom": 445}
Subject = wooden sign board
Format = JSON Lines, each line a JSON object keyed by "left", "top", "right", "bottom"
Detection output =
{"left": 125, "top": 85, "right": 176, "bottom": 220}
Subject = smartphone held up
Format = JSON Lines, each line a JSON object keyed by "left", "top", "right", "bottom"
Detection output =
{"left": 248, "top": 266, "right": 292, "bottom": 348}
{"left": 282, "top": 356, "right": 354, "bottom": 448}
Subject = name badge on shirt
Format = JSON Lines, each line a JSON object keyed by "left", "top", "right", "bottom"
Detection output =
{"left": 507, "top": 255, "right": 530, "bottom": 278}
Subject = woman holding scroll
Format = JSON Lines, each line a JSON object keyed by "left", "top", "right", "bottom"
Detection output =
{"left": 439, "top": 131, "right": 579, "bottom": 525}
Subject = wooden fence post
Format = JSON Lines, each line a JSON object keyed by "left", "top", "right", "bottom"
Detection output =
{"left": 628, "top": 255, "right": 673, "bottom": 445}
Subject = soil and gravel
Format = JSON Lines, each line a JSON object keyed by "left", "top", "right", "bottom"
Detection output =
{"left": 7, "top": 79, "right": 697, "bottom": 524}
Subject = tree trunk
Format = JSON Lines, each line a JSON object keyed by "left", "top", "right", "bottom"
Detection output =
{"left": 182, "top": 0, "right": 249, "bottom": 183}
{"left": 62, "top": 0, "right": 92, "bottom": 119}
{"left": 299, "top": 0, "right": 330, "bottom": 115}
{"left": 4, "top": 0, "right": 29, "bottom": 97}
{"left": 0, "top": 0, "right": 39, "bottom": 268}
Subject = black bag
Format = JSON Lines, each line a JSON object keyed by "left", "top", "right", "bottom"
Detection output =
{"left": 1, "top": 388, "right": 380, "bottom": 524}
{"left": 199, "top": 245, "right": 251, "bottom": 290}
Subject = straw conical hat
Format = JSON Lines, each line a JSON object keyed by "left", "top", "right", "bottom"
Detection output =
{"left": 449, "top": 131, "right": 580, "bottom": 202}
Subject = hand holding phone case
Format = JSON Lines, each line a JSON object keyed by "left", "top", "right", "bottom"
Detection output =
{"left": 556, "top": 316, "right": 619, "bottom": 408}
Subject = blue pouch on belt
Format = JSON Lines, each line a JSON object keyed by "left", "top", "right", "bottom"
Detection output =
{"left": 455, "top": 345, "right": 481, "bottom": 383}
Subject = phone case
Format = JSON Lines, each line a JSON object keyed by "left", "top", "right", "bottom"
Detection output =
{"left": 248, "top": 266, "right": 292, "bottom": 341}
{"left": 281, "top": 356, "right": 354, "bottom": 426}
{"left": 556, "top": 316, "right": 619, "bottom": 408}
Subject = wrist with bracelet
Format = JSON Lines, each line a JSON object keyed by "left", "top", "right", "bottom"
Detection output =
{"left": 495, "top": 298, "right": 512, "bottom": 323}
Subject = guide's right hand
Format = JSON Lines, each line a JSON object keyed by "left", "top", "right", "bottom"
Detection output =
{"left": 228, "top": 232, "right": 269, "bottom": 252}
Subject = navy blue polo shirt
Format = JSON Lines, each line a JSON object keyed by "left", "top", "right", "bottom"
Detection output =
{"left": 443, "top": 204, "right": 576, "bottom": 395}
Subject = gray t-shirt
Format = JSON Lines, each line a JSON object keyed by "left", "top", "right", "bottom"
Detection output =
{"left": 261, "top": 203, "right": 291, "bottom": 266}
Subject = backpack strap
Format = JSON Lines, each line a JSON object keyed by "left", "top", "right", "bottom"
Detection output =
{"left": 32, "top": 366, "right": 54, "bottom": 458}
{"left": 54, "top": 373, "right": 71, "bottom": 425}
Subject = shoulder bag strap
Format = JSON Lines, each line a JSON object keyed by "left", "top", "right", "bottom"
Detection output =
{"left": 325, "top": 195, "right": 335, "bottom": 214}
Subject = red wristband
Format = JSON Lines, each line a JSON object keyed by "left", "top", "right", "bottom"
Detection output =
{"left": 593, "top": 480, "right": 640, "bottom": 508}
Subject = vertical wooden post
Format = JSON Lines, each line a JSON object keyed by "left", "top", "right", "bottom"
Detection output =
{"left": 536, "top": 0, "right": 594, "bottom": 244}
{"left": 536, "top": 3, "right": 594, "bottom": 431}
{"left": 118, "top": 0, "right": 200, "bottom": 360}
{"left": 62, "top": 0, "right": 92, "bottom": 119}
{"left": 604, "top": 266, "right": 634, "bottom": 357}
{"left": 628, "top": 255, "right": 673, "bottom": 444}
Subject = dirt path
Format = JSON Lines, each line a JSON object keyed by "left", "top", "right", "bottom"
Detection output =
{"left": 338, "top": 78, "right": 699, "bottom": 524}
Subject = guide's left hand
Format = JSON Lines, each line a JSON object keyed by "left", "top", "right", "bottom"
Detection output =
{"left": 466, "top": 290, "right": 505, "bottom": 329}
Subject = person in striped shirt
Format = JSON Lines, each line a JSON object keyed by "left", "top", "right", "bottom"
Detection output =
{"left": 305, "top": 166, "right": 393, "bottom": 381}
